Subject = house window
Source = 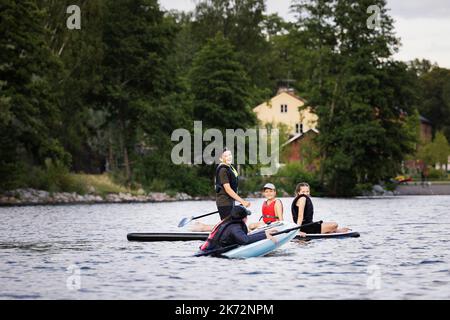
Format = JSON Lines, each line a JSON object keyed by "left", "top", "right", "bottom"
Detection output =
{"left": 295, "top": 123, "right": 303, "bottom": 134}
{"left": 280, "top": 104, "right": 288, "bottom": 113}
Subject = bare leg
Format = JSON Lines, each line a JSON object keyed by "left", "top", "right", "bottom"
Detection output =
{"left": 336, "top": 227, "right": 351, "bottom": 233}
{"left": 321, "top": 222, "right": 351, "bottom": 234}
{"left": 320, "top": 222, "right": 338, "bottom": 233}
{"left": 189, "top": 221, "right": 214, "bottom": 232}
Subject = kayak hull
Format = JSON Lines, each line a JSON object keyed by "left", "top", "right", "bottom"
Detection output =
{"left": 221, "top": 222, "right": 298, "bottom": 259}
{"left": 126, "top": 230, "right": 360, "bottom": 242}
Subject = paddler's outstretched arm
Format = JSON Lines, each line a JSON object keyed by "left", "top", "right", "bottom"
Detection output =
{"left": 223, "top": 183, "right": 250, "bottom": 207}
{"left": 231, "top": 228, "right": 278, "bottom": 245}
{"left": 232, "top": 227, "right": 266, "bottom": 245}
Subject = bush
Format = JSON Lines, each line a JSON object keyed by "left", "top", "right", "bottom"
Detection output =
{"left": 273, "top": 162, "right": 322, "bottom": 196}
{"left": 239, "top": 175, "right": 265, "bottom": 197}
{"left": 141, "top": 165, "right": 211, "bottom": 197}
{"left": 427, "top": 167, "right": 447, "bottom": 180}
{"left": 71, "top": 174, "right": 130, "bottom": 196}
{"left": 26, "top": 159, "right": 88, "bottom": 194}
{"left": 355, "top": 182, "right": 374, "bottom": 194}
{"left": 240, "top": 163, "right": 322, "bottom": 197}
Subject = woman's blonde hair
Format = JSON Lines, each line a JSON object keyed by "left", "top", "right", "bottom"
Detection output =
{"left": 295, "top": 182, "right": 310, "bottom": 194}
{"left": 219, "top": 147, "right": 231, "bottom": 163}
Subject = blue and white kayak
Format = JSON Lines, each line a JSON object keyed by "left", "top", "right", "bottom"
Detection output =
{"left": 222, "top": 222, "right": 298, "bottom": 259}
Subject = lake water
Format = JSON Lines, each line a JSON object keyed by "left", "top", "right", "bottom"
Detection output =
{"left": 0, "top": 196, "right": 449, "bottom": 299}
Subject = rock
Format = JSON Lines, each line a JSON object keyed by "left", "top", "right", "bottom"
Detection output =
{"left": 373, "top": 184, "right": 384, "bottom": 194}
{"left": 149, "top": 192, "right": 170, "bottom": 202}
{"left": 36, "top": 190, "right": 49, "bottom": 199}
{"left": 175, "top": 193, "right": 192, "bottom": 201}
{"left": 87, "top": 186, "right": 96, "bottom": 194}
{"left": 106, "top": 193, "right": 122, "bottom": 202}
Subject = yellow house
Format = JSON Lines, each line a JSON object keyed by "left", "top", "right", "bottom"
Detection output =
{"left": 253, "top": 88, "right": 318, "bottom": 136}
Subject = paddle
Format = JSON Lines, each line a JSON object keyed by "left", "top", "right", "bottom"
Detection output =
{"left": 178, "top": 210, "right": 219, "bottom": 228}
{"left": 195, "top": 220, "right": 323, "bottom": 257}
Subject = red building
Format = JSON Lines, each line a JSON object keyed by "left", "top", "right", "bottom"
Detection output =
{"left": 282, "top": 128, "right": 319, "bottom": 171}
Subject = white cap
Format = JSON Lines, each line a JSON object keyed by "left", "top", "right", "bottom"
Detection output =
{"left": 263, "top": 183, "right": 276, "bottom": 190}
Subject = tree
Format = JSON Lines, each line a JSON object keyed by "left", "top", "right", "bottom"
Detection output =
{"left": 417, "top": 66, "right": 450, "bottom": 141}
{"left": 100, "top": 0, "right": 177, "bottom": 183}
{"left": 189, "top": 33, "right": 256, "bottom": 130}
{"left": 291, "top": 0, "right": 418, "bottom": 196}
{"left": 36, "top": 0, "right": 107, "bottom": 173}
{"left": 418, "top": 131, "right": 450, "bottom": 171}
{"left": 192, "top": 0, "right": 274, "bottom": 101}
{"left": 0, "top": 0, "right": 69, "bottom": 190}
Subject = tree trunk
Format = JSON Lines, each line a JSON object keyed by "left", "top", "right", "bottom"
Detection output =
{"left": 108, "top": 127, "right": 114, "bottom": 172}
{"left": 119, "top": 117, "right": 131, "bottom": 184}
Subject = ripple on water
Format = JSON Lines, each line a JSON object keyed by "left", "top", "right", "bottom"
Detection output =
{"left": 419, "top": 260, "right": 445, "bottom": 265}
{"left": 1, "top": 197, "right": 450, "bottom": 299}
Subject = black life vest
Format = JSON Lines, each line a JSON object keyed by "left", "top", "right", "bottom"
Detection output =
{"left": 291, "top": 194, "right": 314, "bottom": 225}
{"left": 215, "top": 164, "right": 238, "bottom": 194}
{"left": 200, "top": 219, "right": 246, "bottom": 251}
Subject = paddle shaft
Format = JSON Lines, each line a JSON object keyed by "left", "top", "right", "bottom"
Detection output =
{"left": 192, "top": 210, "right": 219, "bottom": 220}
{"left": 178, "top": 210, "right": 220, "bottom": 227}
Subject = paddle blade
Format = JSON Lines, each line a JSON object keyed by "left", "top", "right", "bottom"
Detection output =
{"left": 178, "top": 216, "right": 193, "bottom": 228}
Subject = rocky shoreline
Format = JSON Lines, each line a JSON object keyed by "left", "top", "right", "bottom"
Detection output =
{"left": 2, "top": 183, "right": 444, "bottom": 207}
{"left": 0, "top": 188, "right": 210, "bottom": 206}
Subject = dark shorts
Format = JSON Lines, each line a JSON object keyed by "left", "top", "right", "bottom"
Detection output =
{"left": 300, "top": 223, "right": 322, "bottom": 234}
{"left": 217, "top": 206, "right": 234, "bottom": 220}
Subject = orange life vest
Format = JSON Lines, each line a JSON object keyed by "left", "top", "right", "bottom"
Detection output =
{"left": 262, "top": 199, "right": 281, "bottom": 224}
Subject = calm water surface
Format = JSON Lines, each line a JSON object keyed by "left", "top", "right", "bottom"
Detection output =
{"left": 0, "top": 196, "right": 449, "bottom": 299}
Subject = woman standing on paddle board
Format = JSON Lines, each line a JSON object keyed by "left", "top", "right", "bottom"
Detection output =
{"left": 215, "top": 148, "right": 250, "bottom": 219}
{"left": 190, "top": 148, "right": 250, "bottom": 232}
{"left": 291, "top": 182, "right": 350, "bottom": 234}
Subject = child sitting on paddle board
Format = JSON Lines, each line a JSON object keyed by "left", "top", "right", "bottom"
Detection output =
{"left": 291, "top": 182, "right": 350, "bottom": 234}
{"left": 199, "top": 206, "right": 278, "bottom": 254}
{"left": 249, "top": 183, "right": 284, "bottom": 230}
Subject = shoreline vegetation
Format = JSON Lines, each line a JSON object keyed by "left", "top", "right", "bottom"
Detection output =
{"left": 2, "top": 1, "right": 450, "bottom": 200}
{"left": 2, "top": 172, "right": 450, "bottom": 207}
{"left": 0, "top": 173, "right": 201, "bottom": 206}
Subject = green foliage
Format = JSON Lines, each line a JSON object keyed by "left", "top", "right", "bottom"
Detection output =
{"left": 272, "top": 162, "right": 322, "bottom": 196}
{"left": 417, "top": 67, "right": 450, "bottom": 141}
{"left": 1, "top": 0, "right": 446, "bottom": 199}
{"left": 417, "top": 131, "right": 450, "bottom": 167}
{"left": 288, "top": 0, "right": 418, "bottom": 196}
{"left": 25, "top": 159, "right": 87, "bottom": 194}
{"left": 427, "top": 167, "right": 447, "bottom": 180}
{"left": 0, "top": 0, "right": 70, "bottom": 191}
{"left": 191, "top": 0, "right": 273, "bottom": 94}
{"left": 239, "top": 175, "right": 265, "bottom": 197}
{"left": 189, "top": 33, "right": 256, "bottom": 130}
